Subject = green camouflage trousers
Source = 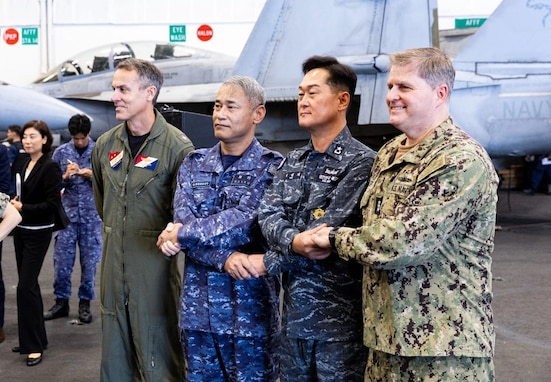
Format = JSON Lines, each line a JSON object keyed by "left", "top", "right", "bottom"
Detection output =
{"left": 365, "top": 349, "right": 494, "bottom": 382}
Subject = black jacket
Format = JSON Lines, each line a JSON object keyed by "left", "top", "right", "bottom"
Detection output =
{"left": 18, "top": 154, "right": 64, "bottom": 228}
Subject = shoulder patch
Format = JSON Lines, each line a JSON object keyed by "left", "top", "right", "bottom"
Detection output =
{"left": 177, "top": 133, "right": 191, "bottom": 143}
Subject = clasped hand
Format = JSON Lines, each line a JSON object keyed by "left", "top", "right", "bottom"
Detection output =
{"left": 292, "top": 224, "right": 334, "bottom": 260}
{"left": 156, "top": 223, "right": 267, "bottom": 280}
{"left": 224, "top": 253, "right": 267, "bottom": 280}
{"left": 156, "top": 222, "right": 183, "bottom": 256}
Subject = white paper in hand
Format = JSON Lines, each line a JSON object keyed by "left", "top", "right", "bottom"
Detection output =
{"left": 15, "top": 173, "right": 21, "bottom": 199}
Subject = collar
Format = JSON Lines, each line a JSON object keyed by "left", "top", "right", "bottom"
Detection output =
{"left": 384, "top": 117, "right": 455, "bottom": 166}
{"left": 297, "top": 126, "right": 352, "bottom": 161}
{"left": 201, "top": 138, "right": 264, "bottom": 173}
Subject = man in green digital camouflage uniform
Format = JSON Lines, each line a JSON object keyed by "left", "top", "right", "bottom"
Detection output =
{"left": 307, "top": 47, "right": 498, "bottom": 381}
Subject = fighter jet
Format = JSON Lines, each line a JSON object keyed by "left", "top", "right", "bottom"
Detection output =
{"left": 234, "top": 0, "right": 551, "bottom": 159}
{"left": 0, "top": 81, "right": 87, "bottom": 139}
{"left": 232, "top": 0, "right": 439, "bottom": 151}
{"left": 22, "top": 0, "right": 551, "bottom": 159}
{"left": 450, "top": 0, "right": 551, "bottom": 158}
{"left": 27, "top": 41, "right": 235, "bottom": 142}
{"left": 23, "top": 0, "right": 437, "bottom": 150}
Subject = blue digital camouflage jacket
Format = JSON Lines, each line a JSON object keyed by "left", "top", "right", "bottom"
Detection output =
{"left": 175, "top": 138, "right": 283, "bottom": 338}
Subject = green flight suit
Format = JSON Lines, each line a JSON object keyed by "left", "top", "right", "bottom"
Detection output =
{"left": 92, "top": 111, "right": 193, "bottom": 381}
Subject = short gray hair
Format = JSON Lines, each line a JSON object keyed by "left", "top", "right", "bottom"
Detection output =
{"left": 222, "top": 75, "right": 265, "bottom": 108}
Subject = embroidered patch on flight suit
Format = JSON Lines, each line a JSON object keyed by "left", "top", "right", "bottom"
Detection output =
{"left": 135, "top": 155, "right": 158, "bottom": 170}
{"left": 109, "top": 151, "right": 123, "bottom": 170}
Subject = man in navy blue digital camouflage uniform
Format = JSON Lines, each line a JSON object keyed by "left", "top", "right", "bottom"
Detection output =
{"left": 46, "top": 114, "right": 102, "bottom": 323}
{"left": 257, "top": 56, "right": 376, "bottom": 381}
{"left": 158, "top": 75, "right": 283, "bottom": 381}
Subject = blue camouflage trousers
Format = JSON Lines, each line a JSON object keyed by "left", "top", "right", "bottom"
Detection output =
{"left": 53, "top": 221, "right": 102, "bottom": 300}
{"left": 280, "top": 337, "right": 368, "bottom": 382}
{"left": 182, "top": 329, "right": 280, "bottom": 382}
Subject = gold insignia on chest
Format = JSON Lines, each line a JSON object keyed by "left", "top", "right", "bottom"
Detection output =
{"left": 313, "top": 208, "right": 325, "bottom": 219}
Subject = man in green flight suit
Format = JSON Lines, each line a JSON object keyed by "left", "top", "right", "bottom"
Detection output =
{"left": 92, "top": 58, "right": 194, "bottom": 381}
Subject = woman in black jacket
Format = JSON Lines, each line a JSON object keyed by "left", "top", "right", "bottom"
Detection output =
{"left": 10, "top": 120, "right": 65, "bottom": 367}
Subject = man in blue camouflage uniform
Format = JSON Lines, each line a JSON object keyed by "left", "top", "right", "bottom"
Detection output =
{"left": 256, "top": 56, "right": 376, "bottom": 381}
{"left": 157, "top": 75, "right": 283, "bottom": 381}
{"left": 310, "top": 48, "right": 498, "bottom": 381}
{"left": 45, "top": 114, "right": 102, "bottom": 324}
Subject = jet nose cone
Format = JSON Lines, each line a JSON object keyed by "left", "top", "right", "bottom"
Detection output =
{"left": 0, "top": 84, "right": 90, "bottom": 130}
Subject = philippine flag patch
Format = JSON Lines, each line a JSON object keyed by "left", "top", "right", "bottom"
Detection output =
{"left": 135, "top": 155, "right": 158, "bottom": 170}
{"left": 109, "top": 151, "right": 123, "bottom": 170}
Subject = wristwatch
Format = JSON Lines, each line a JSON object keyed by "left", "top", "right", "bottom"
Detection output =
{"left": 328, "top": 227, "right": 339, "bottom": 251}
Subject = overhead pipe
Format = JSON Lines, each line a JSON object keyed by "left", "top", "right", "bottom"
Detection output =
{"left": 38, "top": 0, "right": 47, "bottom": 73}
{"left": 37, "top": 0, "right": 54, "bottom": 74}
{"left": 47, "top": 0, "right": 54, "bottom": 69}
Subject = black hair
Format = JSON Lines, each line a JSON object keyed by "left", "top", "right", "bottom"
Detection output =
{"left": 21, "top": 120, "right": 53, "bottom": 154}
{"left": 68, "top": 114, "right": 91, "bottom": 136}
{"left": 302, "top": 55, "right": 357, "bottom": 95}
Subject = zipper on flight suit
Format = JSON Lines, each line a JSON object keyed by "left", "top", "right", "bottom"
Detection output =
{"left": 136, "top": 174, "right": 159, "bottom": 196}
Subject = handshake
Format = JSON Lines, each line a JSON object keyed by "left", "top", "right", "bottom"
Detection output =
{"left": 291, "top": 224, "right": 334, "bottom": 260}
{"left": 155, "top": 222, "right": 338, "bottom": 280}
{"left": 156, "top": 222, "right": 268, "bottom": 281}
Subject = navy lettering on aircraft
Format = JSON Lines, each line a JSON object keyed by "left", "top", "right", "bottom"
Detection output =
{"left": 502, "top": 99, "right": 551, "bottom": 119}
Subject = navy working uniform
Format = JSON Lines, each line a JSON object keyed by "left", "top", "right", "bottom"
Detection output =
{"left": 258, "top": 127, "right": 376, "bottom": 381}
{"left": 334, "top": 118, "right": 498, "bottom": 381}
{"left": 174, "top": 139, "right": 283, "bottom": 381}
{"left": 52, "top": 138, "right": 102, "bottom": 302}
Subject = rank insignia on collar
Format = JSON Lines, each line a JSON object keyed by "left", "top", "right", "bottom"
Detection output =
{"left": 135, "top": 155, "right": 158, "bottom": 170}
{"left": 313, "top": 208, "right": 325, "bottom": 219}
{"left": 109, "top": 151, "right": 123, "bottom": 170}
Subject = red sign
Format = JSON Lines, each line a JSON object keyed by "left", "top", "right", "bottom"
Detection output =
{"left": 197, "top": 24, "right": 213, "bottom": 42}
{"left": 3, "top": 28, "right": 19, "bottom": 45}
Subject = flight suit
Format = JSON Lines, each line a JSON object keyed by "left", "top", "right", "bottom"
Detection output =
{"left": 92, "top": 111, "right": 193, "bottom": 382}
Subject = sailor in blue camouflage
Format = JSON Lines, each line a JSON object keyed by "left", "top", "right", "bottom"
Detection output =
{"left": 51, "top": 115, "right": 102, "bottom": 303}
{"left": 309, "top": 48, "right": 498, "bottom": 381}
{"left": 158, "top": 76, "right": 283, "bottom": 381}
{"left": 258, "top": 56, "right": 376, "bottom": 381}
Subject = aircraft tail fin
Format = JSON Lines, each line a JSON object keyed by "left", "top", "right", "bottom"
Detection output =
{"left": 233, "top": 0, "right": 437, "bottom": 124}
{"left": 454, "top": 0, "right": 551, "bottom": 68}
